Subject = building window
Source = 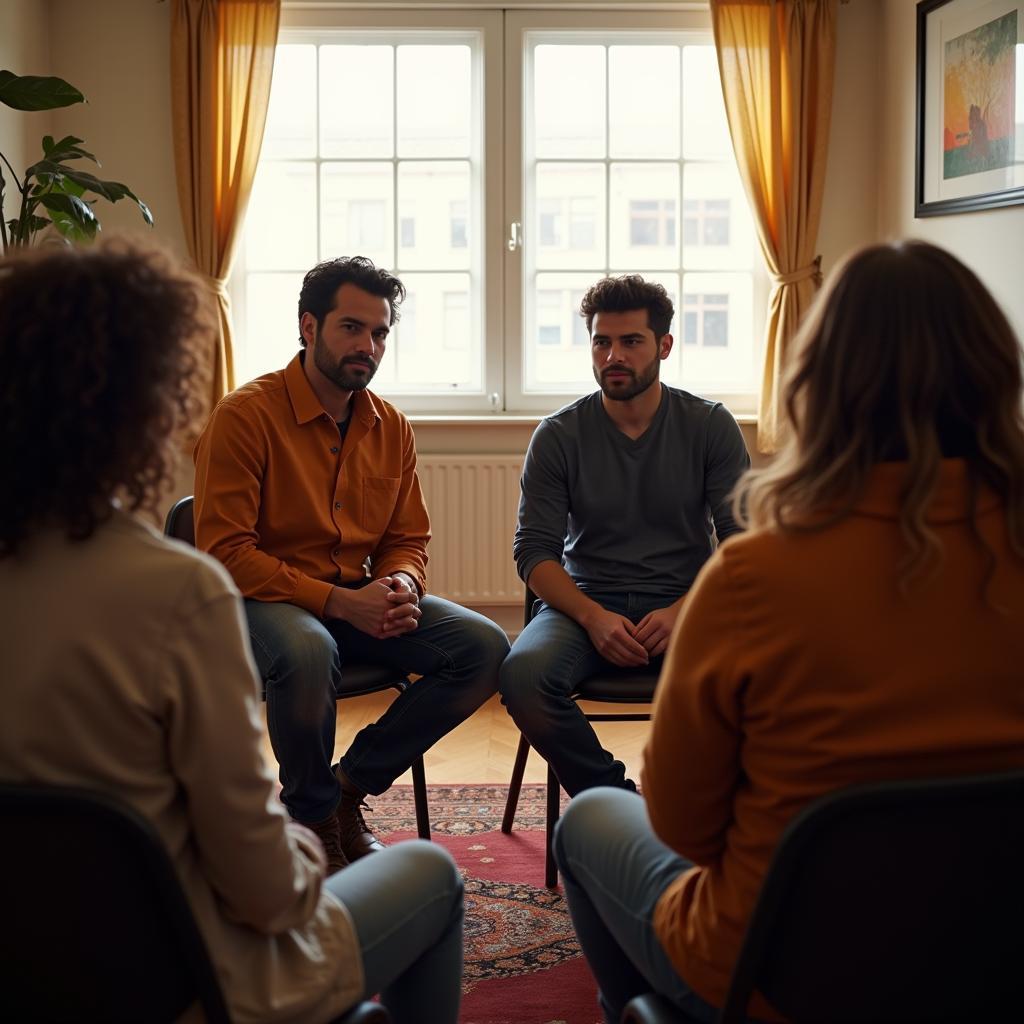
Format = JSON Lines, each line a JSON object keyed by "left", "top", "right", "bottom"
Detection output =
{"left": 538, "top": 198, "right": 562, "bottom": 247}
{"left": 683, "top": 197, "right": 730, "bottom": 246}
{"left": 400, "top": 214, "right": 416, "bottom": 248}
{"left": 629, "top": 199, "right": 676, "bottom": 247}
{"left": 571, "top": 290, "right": 590, "bottom": 346}
{"left": 397, "top": 292, "right": 417, "bottom": 352}
{"left": 449, "top": 199, "right": 468, "bottom": 249}
{"left": 537, "top": 289, "right": 562, "bottom": 345}
{"left": 233, "top": 11, "right": 763, "bottom": 414}
{"left": 348, "top": 199, "right": 386, "bottom": 250}
{"left": 683, "top": 293, "right": 729, "bottom": 347}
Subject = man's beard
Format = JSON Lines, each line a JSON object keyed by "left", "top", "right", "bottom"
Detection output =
{"left": 314, "top": 340, "right": 379, "bottom": 392}
{"left": 593, "top": 354, "right": 660, "bottom": 402}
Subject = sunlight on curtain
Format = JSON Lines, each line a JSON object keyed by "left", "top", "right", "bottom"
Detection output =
{"left": 170, "top": 0, "right": 280, "bottom": 414}
{"left": 710, "top": 0, "right": 838, "bottom": 452}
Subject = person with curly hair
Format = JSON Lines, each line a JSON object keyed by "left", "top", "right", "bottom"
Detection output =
{"left": 553, "top": 241, "right": 1024, "bottom": 1023}
{"left": 192, "top": 255, "right": 510, "bottom": 869}
{"left": 0, "top": 239, "right": 465, "bottom": 1024}
{"left": 499, "top": 273, "right": 750, "bottom": 797}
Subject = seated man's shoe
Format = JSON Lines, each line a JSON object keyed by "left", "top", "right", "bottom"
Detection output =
{"left": 304, "top": 813, "right": 349, "bottom": 875}
{"left": 335, "top": 765, "right": 386, "bottom": 860}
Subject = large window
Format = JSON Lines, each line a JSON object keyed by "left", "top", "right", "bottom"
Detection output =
{"left": 232, "top": 7, "right": 764, "bottom": 415}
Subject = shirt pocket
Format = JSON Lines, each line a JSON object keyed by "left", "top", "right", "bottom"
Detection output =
{"left": 362, "top": 476, "right": 401, "bottom": 533}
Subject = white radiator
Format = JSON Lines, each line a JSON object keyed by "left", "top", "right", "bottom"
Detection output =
{"left": 417, "top": 455, "right": 525, "bottom": 606}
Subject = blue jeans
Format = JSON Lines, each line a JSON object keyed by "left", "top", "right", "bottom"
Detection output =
{"left": 553, "top": 787, "right": 720, "bottom": 1024}
{"left": 246, "top": 595, "right": 509, "bottom": 822}
{"left": 325, "top": 840, "right": 463, "bottom": 1024}
{"left": 498, "top": 591, "right": 665, "bottom": 796}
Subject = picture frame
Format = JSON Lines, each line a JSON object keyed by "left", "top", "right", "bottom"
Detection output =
{"left": 915, "top": 0, "right": 1024, "bottom": 216}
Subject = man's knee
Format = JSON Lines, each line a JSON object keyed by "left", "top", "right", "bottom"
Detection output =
{"left": 468, "top": 615, "right": 511, "bottom": 676}
{"left": 498, "top": 643, "right": 560, "bottom": 715}
{"left": 247, "top": 602, "right": 339, "bottom": 691}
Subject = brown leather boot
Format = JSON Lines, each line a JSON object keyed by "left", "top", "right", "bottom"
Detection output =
{"left": 335, "top": 765, "right": 386, "bottom": 860}
{"left": 304, "top": 813, "right": 349, "bottom": 875}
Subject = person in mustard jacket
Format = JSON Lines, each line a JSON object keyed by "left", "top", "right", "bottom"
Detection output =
{"left": 552, "top": 239, "right": 1024, "bottom": 1023}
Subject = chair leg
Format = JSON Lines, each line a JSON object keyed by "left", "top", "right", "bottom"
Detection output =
{"left": 501, "top": 732, "right": 532, "bottom": 834}
{"left": 411, "top": 756, "right": 430, "bottom": 841}
{"left": 545, "top": 761, "right": 560, "bottom": 889}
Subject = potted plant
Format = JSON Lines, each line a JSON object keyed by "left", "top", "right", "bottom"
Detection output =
{"left": 0, "top": 70, "right": 152, "bottom": 253}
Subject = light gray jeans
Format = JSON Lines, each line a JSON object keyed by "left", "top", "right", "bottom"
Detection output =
{"left": 325, "top": 840, "right": 464, "bottom": 1024}
{"left": 553, "top": 787, "right": 720, "bottom": 1024}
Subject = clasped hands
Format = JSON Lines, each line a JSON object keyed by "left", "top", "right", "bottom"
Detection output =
{"left": 582, "top": 603, "right": 681, "bottom": 668}
{"left": 326, "top": 574, "right": 422, "bottom": 639}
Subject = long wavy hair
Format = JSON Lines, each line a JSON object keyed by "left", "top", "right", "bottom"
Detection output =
{"left": 0, "top": 237, "right": 212, "bottom": 557}
{"left": 734, "top": 240, "right": 1024, "bottom": 592}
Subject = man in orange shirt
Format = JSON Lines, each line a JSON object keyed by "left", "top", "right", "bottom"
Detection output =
{"left": 194, "top": 257, "right": 509, "bottom": 872}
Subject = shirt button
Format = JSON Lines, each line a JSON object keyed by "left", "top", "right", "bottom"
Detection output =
{"left": 330, "top": 446, "right": 339, "bottom": 454}
{"left": 334, "top": 502, "right": 342, "bottom": 510}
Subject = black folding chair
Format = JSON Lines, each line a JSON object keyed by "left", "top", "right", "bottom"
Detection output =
{"left": 622, "top": 769, "right": 1024, "bottom": 1023}
{"left": 164, "top": 494, "right": 430, "bottom": 839}
{"left": 501, "top": 586, "right": 659, "bottom": 887}
{"left": 0, "top": 783, "right": 390, "bottom": 1023}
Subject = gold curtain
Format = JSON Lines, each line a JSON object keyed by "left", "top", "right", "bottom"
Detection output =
{"left": 710, "top": 0, "right": 838, "bottom": 452}
{"left": 170, "top": 0, "right": 280, "bottom": 411}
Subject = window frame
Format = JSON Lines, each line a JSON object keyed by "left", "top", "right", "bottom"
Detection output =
{"left": 232, "top": 5, "right": 763, "bottom": 418}
{"left": 232, "top": 7, "right": 504, "bottom": 414}
{"left": 503, "top": 9, "right": 765, "bottom": 415}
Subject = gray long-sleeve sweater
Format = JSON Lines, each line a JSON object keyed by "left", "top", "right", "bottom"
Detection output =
{"left": 513, "top": 386, "right": 750, "bottom": 600}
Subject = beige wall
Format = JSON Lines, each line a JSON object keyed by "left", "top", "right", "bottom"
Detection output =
{"left": 0, "top": 0, "right": 53, "bottom": 232}
{"left": 48, "top": 0, "right": 186, "bottom": 256}
{"left": 876, "top": 0, "right": 1024, "bottom": 339}
{"left": 817, "top": 0, "right": 882, "bottom": 274}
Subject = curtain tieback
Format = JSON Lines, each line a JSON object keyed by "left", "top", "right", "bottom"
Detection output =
{"left": 199, "top": 275, "right": 230, "bottom": 299}
{"left": 774, "top": 255, "right": 822, "bottom": 288}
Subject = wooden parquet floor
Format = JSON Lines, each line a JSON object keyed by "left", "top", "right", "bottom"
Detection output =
{"left": 259, "top": 692, "right": 650, "bottom": 786}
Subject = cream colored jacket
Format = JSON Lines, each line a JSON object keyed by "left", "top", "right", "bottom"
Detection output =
{"left": 0, "top": 509, "right": 362, "bottom": 1023}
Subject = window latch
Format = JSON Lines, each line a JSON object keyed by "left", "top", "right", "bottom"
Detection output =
{"left": 507, "top": 221, "right": 522, "bottom": 252}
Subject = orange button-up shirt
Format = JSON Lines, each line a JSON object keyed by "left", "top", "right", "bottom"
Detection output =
{"left": 193, "top": 353, "right": 430, "bottom": 617}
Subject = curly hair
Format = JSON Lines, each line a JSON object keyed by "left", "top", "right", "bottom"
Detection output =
{"left": 297, "top": 255, "right": 405, "bottom": 346}
{"left": 0, "top": 237, "right": 212, "bottom": 557}
{"left": 579, "top": 274, "right": 674, "bottom": 339}
{"left": 734, "top": 240, "right": 1024, "bottom": 596}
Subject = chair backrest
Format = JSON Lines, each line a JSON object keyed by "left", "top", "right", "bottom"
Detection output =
{"left": 0, "top": 783, "right": 231, "bottom": 1023}
{"left": 164, "top": 494, "right": 196, "bottom": 546}
{"left": 719, "top": 770, "right": 1024, "bottom": 1024}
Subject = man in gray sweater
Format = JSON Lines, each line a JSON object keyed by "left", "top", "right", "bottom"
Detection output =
{"left": 499, "top": 274, "right": 750, "bottom": 796}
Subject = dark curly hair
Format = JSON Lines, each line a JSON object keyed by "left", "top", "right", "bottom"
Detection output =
{"left": 298, "top": 255, "right": 405, "bottom": 346}
{"left": 0, "top": 237, "right": 212, "bottom": 557}
{"left": 579, "top": 274, "right": 675, "bottom": 339}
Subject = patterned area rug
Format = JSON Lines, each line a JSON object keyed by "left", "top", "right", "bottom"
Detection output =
{"left": 372, "top": 784, "right": 600, "bottom": 1024}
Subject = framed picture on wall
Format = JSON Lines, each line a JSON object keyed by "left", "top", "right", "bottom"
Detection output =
{"left": 916, "top": 0, "right": 1024, "bottom": 216}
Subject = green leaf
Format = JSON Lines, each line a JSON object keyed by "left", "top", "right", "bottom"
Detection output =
{"left": 42, "top": 134, "right": 96, "bottom": 164}
{"left": 23, "top": 161, "right": 117, "bottom": 200}
{"left": 22, "top": 161, "right": 152, "bottom": 228}
{"left": 0, "top": 71, "right": 84, "bottom": 111}
{"left": 25, "top": 214, "right": 51, "bottom": 234}
{"left": 121, "top": 185, "right": 154, "bottom": 226}
{"left": 40, "top": 193, "right": 97, "bottom": 241}
{"left": 40, "top": 191, "right": 97, "bottom": 224}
